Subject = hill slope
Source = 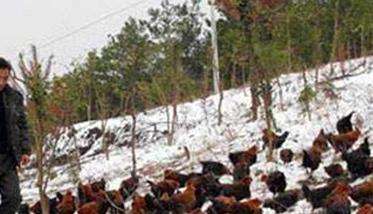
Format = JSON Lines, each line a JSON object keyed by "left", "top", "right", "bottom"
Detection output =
{"left": 20, "top": 56, "right": 373, "bottom": 213}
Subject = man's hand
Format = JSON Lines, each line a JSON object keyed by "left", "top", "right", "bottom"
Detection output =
{"left": 20, "top": 155, "right": 30, "bottom": 166}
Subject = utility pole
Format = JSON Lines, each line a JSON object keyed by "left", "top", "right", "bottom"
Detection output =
{"left": 209, "top": 0, "right": 220, "bottom": 94}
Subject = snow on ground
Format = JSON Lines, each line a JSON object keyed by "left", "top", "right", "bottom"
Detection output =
{"left": 20, "top": 56, "right": 373, "bottom": 213}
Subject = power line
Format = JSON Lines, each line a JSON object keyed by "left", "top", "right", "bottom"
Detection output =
{"left": 38, "top": 0, "right": 152, "bottom": 50}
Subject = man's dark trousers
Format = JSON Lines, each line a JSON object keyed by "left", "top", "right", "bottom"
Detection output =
{"left": 0, "top": 154, "right": 21, "bottom": 214}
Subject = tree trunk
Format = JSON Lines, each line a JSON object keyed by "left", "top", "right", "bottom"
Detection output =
{"left": 262, "top": 81, "right": 274, "bottom": 162}
{"left": 168, "top": 101, "right": 178, "bottom": 145}
{"left": 130, "top": 113, "right": 137, "bottom": 178}
{"left": 217, "top": 82, "right": 224, "bottom": 126}
{"left": 302, "top": 69, "right": 312, "bottom": 121}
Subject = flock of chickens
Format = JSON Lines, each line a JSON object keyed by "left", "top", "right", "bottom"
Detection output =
{"left": 21, "top": 112, "right": 373, "bottom": 214}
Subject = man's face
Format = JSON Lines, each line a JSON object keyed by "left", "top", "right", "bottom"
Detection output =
{"left": 0, "top": 68, "right": 10, "bottom": 92}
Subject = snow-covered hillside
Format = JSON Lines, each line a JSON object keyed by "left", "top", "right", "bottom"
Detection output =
{"left": 20, "top": 56, "right": 373, "bottom": 213}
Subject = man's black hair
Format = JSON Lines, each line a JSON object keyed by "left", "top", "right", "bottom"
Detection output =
{"left": 0, "top": 57, "right": 12, "bottom": 71}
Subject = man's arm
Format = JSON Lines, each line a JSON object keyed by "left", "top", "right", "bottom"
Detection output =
{"left": 16, "top": 92, "right": 32, "bottom": 156}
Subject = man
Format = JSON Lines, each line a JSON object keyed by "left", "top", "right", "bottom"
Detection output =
{"left": 0, "top": 57, "right": 31, "bottom": 213}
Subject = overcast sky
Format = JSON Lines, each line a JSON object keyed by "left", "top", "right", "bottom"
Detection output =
{"left": 1, "top": 0, "right": 209, "bottom": 76}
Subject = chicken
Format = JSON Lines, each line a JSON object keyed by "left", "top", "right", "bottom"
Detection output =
{"left": 262, "top": 129, "right": 290, "bottom": 150}
{"left": 119, "top": 176, "right": 139, "bottom": 200}
{"left": 312, "top": 129, "right": 329, "bottom": 152}
{"left": 132, "top": 194, "right": 147, "bottom": 214}
{"left": 302, "top": 181, "right": 339, "bottom": 209}
{"left": 324, "top": 163, "right": 346, "bottom": 179}
{"left": 78, "top": 190, "right": 110, "bottom": 214}
{"left": 324, "top": 182, "right": 351, "bottom": 214}
{"left": 280, "top": 149, "right": 294, "bottom": 164}
{"left": 56, "top": 191, "right": 76, "bottom": 214}
{"left": 357, "top": 204, "right": 373, "bottom": 214}
{"left": 147, "top": 179, "right": 180, "bottom": 198}
{"left": 327, "top": 128, "right": 361, "bottom": 153}
{"left": 220, "top": 176, "right": 252, "bottom": 200}
{"left": 207, "top": 196, "right": 237, "bottom": 213}
{"left": 302, "top": 146, "right": 322, "bottom": 173}
{"left": 262, "top": 171, "right": 287, "bottom": 195}
{"left": 229, "top": 145, "right": 258, "bottom": 166}
{"left": 30, "top": 193, "right": 62, "bottom": 214}
{"left": 170, "top": 182, "right": 197, "bottom": 212}
{"left": 263, "top": 189, "right": 301, "bottom": 213}
{"left": 336, "top": 111, "right": 354, "bottom": 134}
{"left": 90, "top": 178, "right": 106, "bottom": 193}
{"left": 208, "top": 197, "right": 262, "bottom": 214}
{"left": 231, "top": 198, "right": 262, "bottom": 214}
{"left": 164, "top": 169, "right": 190, "bottom": 187}
{"left": 350, "top": 180, "right": 373, "bottom": 206}
{"left": 342, "top": 138, "right": 371, "bottom": 178}
{"left": 232, "top": 160, "right": 251, "bottom": 181}
{"left": 200, "top": 161, "right": 231, "bottom": 176}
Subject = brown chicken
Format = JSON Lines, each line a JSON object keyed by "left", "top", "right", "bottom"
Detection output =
{"left": 264, "top": 189, "right": 301, "bottom": 213}
{"left": 262, "top": 171, "right": 287, "bottom": 195}
{"left": 200, "top": 161, "right": 231, "bottom": 176}
{"left": 327, "top": 128, "right": 361, "bottom": 153}
{"left": 221, "top": 176, "right": 252, "bottom": 200}
{"left": 350, "top": 180, "right": 373, "bottom": 206}
{"left": 164, "top": 169, "right": 190, "bottom": 187}
{"left": 132, "top": 194, "right": 147, "bottom": 214}
{"left": 78, "top": 190, "right": 124, "bottom": 214}
{"left": 170, "top": 182, "right": 197, "bottom": 212}
{"left": 119, "top": 176, "right": 139, "bottom": 200}
{"left": 302, "top": 145, "right": 322, "bottom": 173}
{"left": 207, "top": 196, "right": 237, "bottom": 213}
{"left": 324, "top": 182, "right": 351, "bottom": 214}
{"left": 357, "top": 204, "right": 373, "bottom": 214}
{"left": 56, "top": 190, "right": 76, "bottom": 214}
{"left": 147, "top": 179, "right": 180, "bottom": 198}
{"left": 324, "top": 163, "right": 346, "bottom": 179}
{"left": 302, "top": 181, "right": 340, "bottom": 209}
{"left": 262, "top": 129, "right": 290, "bottom": 150}
{"left": 231, "top": 198, "right": 262, "bottom": 214}
{"left": 312, "top": 129, "right": 329, "bottom": 152}
{"left": 30, "top": 193, "right": 62, "bottom": 214}
{"left": 232, "top": 160, "right": 251, "bottom": 181}
{"left": 208, "top": 197, "right": 262, "bottom": 214}
{"left": 229, "top": 145, "right": 258, "bottom": 166}
{"left": 280, "top": 149, "right": 294, "bottom": 164}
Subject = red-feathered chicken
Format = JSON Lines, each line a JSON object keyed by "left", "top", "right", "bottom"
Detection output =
{"left": 302, "top": 146, "right": 322, "bottom": 173}
{"left": 262, "top": 129, "right": 289, "bottom": 150}
{"left": 350, "top": 180, "right": 373, "bottom": 206}
{"left": 119, "top": 176, "right": 139, "bottom": 200}
{"left": 324, "top": 182, "right": 351, "bottom": 214}
{"left": 164, "top": 169, "right": 190, "bottom": 187}
{"left": 262, "top": 171, "right": 287, "bottom": 195}
{"left": 312, "top": 129, "right": 329, "bottom": 152}
{"left": 147, "top": 179, "right": 180, "bottom": 198}
{"left": 327, "top": 128, "right": 361, "bottom": 153}
{"left": 229, "top": 145, "right": 258, "bottom": 166}
{"left": 302, "top": 181, "right": 339, "bottom": 209}
{"left": 324, "top": 163, "right": 346, "bottom": 179}
{"left": 170, "top": 182, "right": 197, "bottom": 212}
{"left": 357, "top": 204, "right": 373, "bottom": 214}
{"left": 280, "top": 149, "right": 294, "bottom": 164}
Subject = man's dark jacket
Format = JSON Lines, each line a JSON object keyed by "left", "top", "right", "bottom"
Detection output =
{"left": 1, "top": 84, "right": 31, "bottom": 166}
